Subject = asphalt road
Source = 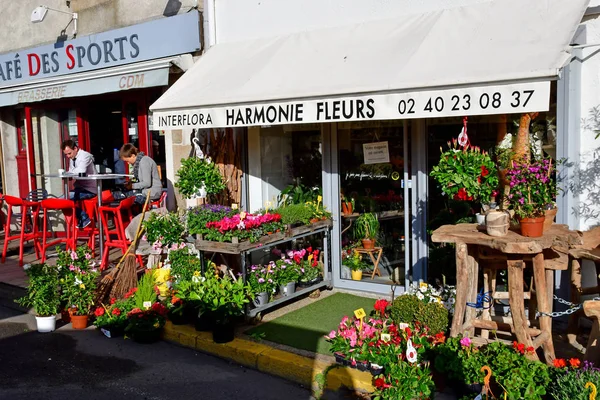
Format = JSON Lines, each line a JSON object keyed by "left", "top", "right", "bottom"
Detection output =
{"left": 0, "top": 307, "right": 314, "bottom": 400}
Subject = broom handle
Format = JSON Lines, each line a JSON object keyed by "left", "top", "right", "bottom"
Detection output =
{"left": 114, "top": 192, "right": 152, "bottom": 269}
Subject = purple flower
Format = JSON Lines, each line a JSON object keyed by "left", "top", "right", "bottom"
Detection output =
{"left": 460, "top": 337, "right": 472, "bottom": 347}
{"left": 258, "top": 278, "right": 265, "bottom": 283}
{"left": 519, "top": 197, "right": 525, "bottom": 204}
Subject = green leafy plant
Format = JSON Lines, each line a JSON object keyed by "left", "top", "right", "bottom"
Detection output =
{"left": 506, "top": 158, "right": 557, "bottom": 218}
{"left": 354, "top": 212, "right": 380, "bottom": 240}
{"left": 548, "top": 359, "right": 599, "bottom": 400}
{"left": 274, "top": 203, "right": 314, "bottom": 225}
{"left": 143, "top": 212, "right": 185, "bottom": 249}
{"left": 166, "top": 245, "right": 202, "bottom": 285}
{"left": 372, "top": 361, "right": 436, "bottom": 400}
{"left": 16, "top": 263, "right": 60, "bottom": 317}
{"left": 390, "top": 294, "right": 422, "bottom": 325}
{"left": 93, "top": 297, "right": 134, "bottom": 328}
{"left": 277, "top": 183, "right": 321, "bottom": 206}
{"left": 430, "top": 140, "right": 499, "bottom": 204}
{"left": 342, "top": 249, "right": 369, "bottom": 271}
{"left": 247, "top": 263, "right": 277, "bottom": 295}
{"left": 125, "top": 271, "right": 168, "bottom": 333}
{"left": 414, "top": 302, "right": 449, "bottom": 335}
{"left": 175, "top": 156, "right": 226, "bottom": 199}
{"left": 203, "top": 275, "right": 252, "bottom": 324}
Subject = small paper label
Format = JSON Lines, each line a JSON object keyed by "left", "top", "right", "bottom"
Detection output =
{"left": 101, "top": 328, "right": 112, "bottom": 338}
{"left": 354, "top": 308, "right": 366, "bottom": 319}
{"left": 240, "top": 211, "right": 247, "bottom": 220}
{"left": 380, "top": 333, "right": 391, "bottom": 342}
{"left": 231, "top": 203, "right": 238, "bottom": 210}
{"left": 317, "top": 195, "right": 322, "bottom": 202}
{"left": 143, "top": 301, "right": 152, "bottom": 309}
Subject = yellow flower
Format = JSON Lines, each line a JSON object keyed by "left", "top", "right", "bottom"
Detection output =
{"left": 308, "top": 254, "right": 313, "bottom": 262}
{"left": 79, "top": 284, "right": 85, "bottom": 289}
{"left": 153, "top": 322, "right": 160, "bottom": 328}
{"left": 193, "top": 271, "right": 201, "bottom": 277}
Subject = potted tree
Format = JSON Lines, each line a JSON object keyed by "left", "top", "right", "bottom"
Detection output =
{"left": 175, "top": 156, "right": 226, "bottom": 208}
{"left": 342, "top": 250, "right": 368, "bottom": 281}
{"left": 354, "top": 212, "right": 380, "bottom": 249}
{"left": 16, "top": 263, "right": 60, "bottom": 333}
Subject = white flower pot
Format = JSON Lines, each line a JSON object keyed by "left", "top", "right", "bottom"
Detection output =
{"left": 36, "top": 315, "right": 56, "bottom": 333}
{"left": 475, "top": 213, "right": 486, "bottom": 226}
{"left": 186, "top": 198, "right": 198, "bottom": 209}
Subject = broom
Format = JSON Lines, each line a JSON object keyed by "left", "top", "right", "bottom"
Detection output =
{"left": 96, "top": 192, "right": 151, "bottom": 303}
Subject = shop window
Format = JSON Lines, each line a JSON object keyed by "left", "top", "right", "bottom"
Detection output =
{"left": 338, "top": 121, "right": 408, "bottom": 285}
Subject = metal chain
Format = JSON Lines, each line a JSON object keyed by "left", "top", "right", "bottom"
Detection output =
{"left": 536, "top": 295, "right": 600, "bottom": 318}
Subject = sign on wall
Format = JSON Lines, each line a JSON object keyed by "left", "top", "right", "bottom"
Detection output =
{"left": 0, "top": 12, "right": 200, "bottom": 89}
{"left": 152, "top": 81, "right": 550, "bottom": 129}
{"left": 363, "top": 142, "right": 390, "bottom": 164}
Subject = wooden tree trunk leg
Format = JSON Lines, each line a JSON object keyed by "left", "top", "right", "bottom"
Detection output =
{"left": 481, "top": 269, "right": 491, "bottom": 339}
{"left": 451, "top": 242, "right": 469, "bottom": 337}
{"left": 529, "top": 275, "right": 537, "bottom": 328}
{"left": 489, "top": 269, "right": 497, "bottom": 317}
{"left": 464, "top": 245, "right": 480, "bottom": 337}
{"left": 532, "top": 253, "right": 555, "bottom": 364}
{"left": 568, "top": 258, "right": 582, "bottom": 348}
{"left": 585, "top": 319, "right": 600, "bottom": 365}
{"left": 507, "top": 258, "right": 537, "bottom": 360}
{"left": 546, "top": 268, "right": 554, "bottom": 334}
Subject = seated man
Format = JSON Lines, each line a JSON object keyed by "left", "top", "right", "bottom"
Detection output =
{"left": 119, "top": 144, "right": 162, "bottom": 205}
{"left": 61, "top": 139, "right": 98, "bottom": 228}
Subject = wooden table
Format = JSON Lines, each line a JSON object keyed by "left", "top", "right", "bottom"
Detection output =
{"left": 431, "top": 223, "right": 582, "bottom": 364}
{"left": 354, "top": 247, "right": 383, "bottom": 279}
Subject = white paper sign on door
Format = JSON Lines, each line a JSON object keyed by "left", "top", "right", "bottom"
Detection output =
{"left": 363, "top": 141, "right": 390, "bottom": 164}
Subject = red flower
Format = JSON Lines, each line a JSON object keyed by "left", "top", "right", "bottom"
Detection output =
{"left": 405, "top": 327, "right": 412, "bottom": 339}
{"left": 94, "top": 307, "right": 105, "bottom": 317}
{"left": 373, "top": 299, "right": 389, "bottom": 315}
{"left": 373, "top": 378, "right": 390, "bottom": 389}
{"left": 112, "top": 308, "right": 121, "bottom": 316}
{"left": 526, "top": 346, "right": 534, "bottom": 355}
{"left": 171, "top": 296, "right": 182, "bottom": 305}
{"left": 553, "top": 358, "right": 567, "bottom": 368}
{"left": 307, "top": 247, "right": 313, "bottom": 253}
{"left": 481, "top": 165, "right": 489, "bottom": 177}
{"left": 453, "top": 187, "right": 473, "bottom": 201}
{"left": 569, "top": 358, "right": 581, "bottom": 368}
{"left": 109, "top": 297, "right": 116, "bottom": 305}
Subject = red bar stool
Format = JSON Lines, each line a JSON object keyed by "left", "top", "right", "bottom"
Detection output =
{"left": 76, "top": 198, "right": 100, "bottom": 256}
{"left": 99, "top": 196, "right": 138, "bottom": 270}
{"left": 144, "top": 190, "right": 168, "bottom": 212}
{"left": 39, "top": 199, "right": 76, "bottom": 263}
{"left": 2, "top": 195, "right": 42, "bottom": 267}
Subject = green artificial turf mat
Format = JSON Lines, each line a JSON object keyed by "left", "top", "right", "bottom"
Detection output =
{"left": 245, "top": 292, "right": 376, "bottom": 355}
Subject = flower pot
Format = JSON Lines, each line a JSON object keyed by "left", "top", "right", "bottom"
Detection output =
{"left": 195, "top": 310, "right": 215, "bottom": 332}
{"left": 370, "top": 363, "right": 384, "bottom": 376}
{"left": 475, "top": 213, "right": 486, "bottom": 226}
{"left": 361, "top": 238, "right": 375, "bottom": 249}
{"left": 168, "top": 309, "right": 190, "bottom": 325}
{"left": 485, "top": 210, "right": 510, "bottom": 237}
{"left": 356, "top": 360, "right": 369, "bottom": 372}
{"left": 128, "top": 328, "right": 162, "bottom": 344}
{"left": 212, "top": 321, "right": 235, "bottom": 344}
{"left": 71, "top": 315, "right": 89, "bottom": 330}
{"left": 60, "top": 309, "right": 71, "bottom": 323}
{"left": 253, "top": 292, "right": 269, "bottom": 307}
{"left": 35, "top": 315, "right": 56, "bottom": 333}
{"left": 334, "top": 352, "right": 347, "bottom": 365}
{"left": 544, "top": 207, "right": 558, "bottom": 232}
{"left": 99, "top": 324, "right": 126, "bottom": 338}
{"left": 519, "top": 216, "right": 545, "bottom": 237}
{"left": 279, "top": 282, "right": 296, "bottom": 297}
{"left": 351, "top": 270, "right": 363, "bottom": 281}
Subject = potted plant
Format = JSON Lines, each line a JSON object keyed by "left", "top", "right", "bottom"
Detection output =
{"left": 298, "top": 247, "right": 322, "bottom": 286}
{"left": 430, "top": 140, "right": 499, "bottom": 222}
{"left": 59, "top": 246, "right": 100, "bottom": 329}
{"left": 125, "top": 271, "right": 168, "bottom": 343}
{"left": 354, "top": 212, "right": 380, "bottom": 249}
{"left": 505, "top": 158, "right": 556, "bottom": 237}
{"left": 203, "top": 275, "right": 252, "bottom": 343}
{"left": 142, "top": 212, "right": 185, "bottom": 253}
{"left": 248, "top": 263, "right": 276, "bottom": 307}
{"left": 16, "top": 263, "right": 60, "bottom": 333}
{"left": 341, "top": 195, "right": 355, "bottom": 215}
{"left": 342, "top": 250, "right": 368, "bottom": 281}
{"left": 175, "top": 156, "right": 226, "bottom": 208}
{"left": 274, "top": 252, "right": 303, "bottom": 296}
{"left": 93, "top": 297, "right": 134, "bottom": 338}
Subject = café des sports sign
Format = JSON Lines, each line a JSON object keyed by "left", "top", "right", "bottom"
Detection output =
{"left": 152, "top": 81, "right": 550, "bottom": 129}
{"left": 0, "top": 12, "right": 200, "bottom": 89}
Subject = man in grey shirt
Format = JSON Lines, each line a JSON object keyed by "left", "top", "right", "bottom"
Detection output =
{"left": 119, "top": 143, "right": 162, "bottom": 205}
{"left": 61, "top": 140, "right": 98, "bottom": 228}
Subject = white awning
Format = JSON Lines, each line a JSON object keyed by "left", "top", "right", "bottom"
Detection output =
{"left": 0, "top": 55, "right": 192, "bottom": 108}
{"left": 150, "top": 0, "right": 589, "bottom": 129}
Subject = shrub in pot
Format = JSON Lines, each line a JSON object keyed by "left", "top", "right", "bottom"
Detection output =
{"left": 93, "top": 297, "right": 134, "bottom": 338}
{"left": 16, "top": 263, "right": 61, "bottom": 333}
{"left": 175, "top": 156, "right": 226, "bottom": 205}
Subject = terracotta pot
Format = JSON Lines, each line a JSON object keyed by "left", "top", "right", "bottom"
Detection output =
{"left": 341, "top": 202, "right": 349, "bottom": 215}
{"left": 519, "top": 216, "right": 545, "bottom": 237}
{"left": 351, "top": 270, "right": 363, "bottom": 281}
{"left": 71, "top": 315, "right": 89, "bottom": 330}
{"left": 361, "top": 238, "right": 375, "bottom": 249}
{"left": 543, "top": 207, "right": 558, "bottom": 232}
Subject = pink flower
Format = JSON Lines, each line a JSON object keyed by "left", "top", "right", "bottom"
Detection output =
{"left": 85, "top": 253, "right": 92, "bottom": 260}
{"left": 70, "top": 251, "right": 78, "bottom": 260}
{"left": 69, "top": 265, "right": 75, "bottom": 271}
{"left": 460, "top": 337, "right": 472, "bottom": 347}
{"left": 327, "top": 330, "right": 336, "bottom": 339}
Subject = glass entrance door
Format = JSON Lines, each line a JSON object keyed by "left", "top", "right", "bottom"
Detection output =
{"left": 336, "top": 121, "right": 411, "bottom": 289}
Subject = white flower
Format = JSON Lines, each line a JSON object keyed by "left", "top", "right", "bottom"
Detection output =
{"left": 23, "top": 264, "right": 31, "bottom": 271}
{"left": 416, "top": 292, "right": 424, "bottom": 300}
{"left": 74, "top": 277, "right": 82, "bottom": 286}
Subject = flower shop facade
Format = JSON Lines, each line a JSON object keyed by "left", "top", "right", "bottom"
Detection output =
{"left": 151, "top": 0, "right": 592, "bottom": 295}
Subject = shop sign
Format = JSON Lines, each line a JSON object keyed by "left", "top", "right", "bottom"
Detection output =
{"left": 153, "top": 80, "right": 550, "bottom": 129}
{"left": 0, "top": 68, "right": 168, "bottom": 105}
{"left": 0, "top": 12, "right": 200, "bottom": 89}
{"left": 363, "top": 142, "right": 389, "bottom": 164}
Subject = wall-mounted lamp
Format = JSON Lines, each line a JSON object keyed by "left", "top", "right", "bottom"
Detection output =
{"left": 31, "top": 5, "right": 78, "bottom": 37}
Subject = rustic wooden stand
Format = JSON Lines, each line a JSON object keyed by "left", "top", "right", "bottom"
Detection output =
{"left": 431, "top": 223, "right": 582, "bottom": 364}
{"left": 195, "top": 219, "right": 333, "bottom": 318}
{"left": 354, "top": 247, "right": 383, "bottom": 279}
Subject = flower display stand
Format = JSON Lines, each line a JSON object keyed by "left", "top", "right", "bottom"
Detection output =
{"left": 194, "top": 219, "right": 333, "bottom": 318}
